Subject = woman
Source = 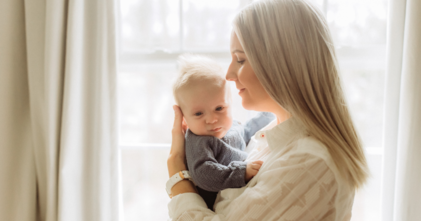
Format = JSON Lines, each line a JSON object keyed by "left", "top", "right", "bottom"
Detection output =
{"left": 167, "top": 0, "right": 369, "bottom": 220}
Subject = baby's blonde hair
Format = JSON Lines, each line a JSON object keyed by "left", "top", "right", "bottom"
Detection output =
{"left": 173, "top": 54, "right": 227, "bottom": 106}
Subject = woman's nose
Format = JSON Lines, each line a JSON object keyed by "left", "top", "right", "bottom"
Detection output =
{"left": 226, "top": 64, "right": 237, "bottom": 81}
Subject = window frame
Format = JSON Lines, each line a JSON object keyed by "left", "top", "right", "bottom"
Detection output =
{"left": 117, "top": 0, "right": 386, "bottom": 151}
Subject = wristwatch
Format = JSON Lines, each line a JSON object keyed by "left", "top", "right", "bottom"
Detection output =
{"left": 166, "top": 170, "right": 194, "bottom": 198}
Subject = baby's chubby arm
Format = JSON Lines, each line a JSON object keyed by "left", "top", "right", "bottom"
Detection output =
{"left": 186, "top": 134, "right": 256, "bottom": 192}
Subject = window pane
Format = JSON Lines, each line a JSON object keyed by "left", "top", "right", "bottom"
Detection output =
{"left": 352, "top": 154, "right": 383, "bottom": 221}
{"left": 118, "top": 63, "right": 176, "bottom": 144}
{"left": 335, "top": 46, "right": 386, "bottom": 147}
{"left": 121, "top": 148, "right": 170, "bottom": 221}
{"left": 341, "top": 68, "right": 385, "bottom": 147}
{"left": 327, "top": 0, "right": 388, "bottom": 46}
{"left": 182, "top": 0, "right": 250, "bottom": 51}
{"left": 120, "top": 0, "right": 180, "bottom": 52}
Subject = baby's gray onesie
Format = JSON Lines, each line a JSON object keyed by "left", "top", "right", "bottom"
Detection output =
{"left": 185, "top": 112, "right": 275, "bottom": 210}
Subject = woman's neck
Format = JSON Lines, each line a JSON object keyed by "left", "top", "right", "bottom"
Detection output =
{"left": 271, "top": 105, "right": 291, "bottom": 124}
{"left": 276, "top": 113, "right": 290, "bottom": 124}
{"left": 254, "top": 98, "right": 291, "bottom": 124}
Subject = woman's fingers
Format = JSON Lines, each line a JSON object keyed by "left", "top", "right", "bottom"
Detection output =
{"left": 170, "top": 105, "right": 186, "bottom": 158}
{"left": 172, "top": 105, "right": 184, "bottom": 134}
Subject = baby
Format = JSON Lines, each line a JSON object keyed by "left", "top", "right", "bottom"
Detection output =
{"left": 172, "top": 54, "right": 275, "bottom": 211}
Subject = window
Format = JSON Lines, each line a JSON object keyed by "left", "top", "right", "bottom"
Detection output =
{"left": 118, "top": 0, "right": 387, "bottom": 220}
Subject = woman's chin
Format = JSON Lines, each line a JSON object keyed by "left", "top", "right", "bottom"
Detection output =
{"left": 241, "top": 99, "right": 255, "bottom": 111}
{"left": 241, "top": 98, "right": 268, "bottom": 112}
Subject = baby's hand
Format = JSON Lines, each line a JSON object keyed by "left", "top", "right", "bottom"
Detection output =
{"left": 245, "top": 160, "right": 263, "bottom": 182}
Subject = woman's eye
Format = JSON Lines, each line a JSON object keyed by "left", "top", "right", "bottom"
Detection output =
{"left": 237, "top": 60, "right": 245, "bottom": 65}
{"left": 216, "top": 107, "right": 224, "bottom": 111}
{"left": 194, "top": 112, "right": 202, "bottom": 116}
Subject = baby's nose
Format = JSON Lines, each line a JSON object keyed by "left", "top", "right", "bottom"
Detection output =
{"left": 206, "top": 114, "right": 218, "bottom": 124}
{"left": 207, "top": 119, "right": 217, "bottom": 124}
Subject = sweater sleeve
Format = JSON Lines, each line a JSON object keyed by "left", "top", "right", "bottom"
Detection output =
{"left": 185, "top": 134, "right": 248, "bottom": 192}
{"left": 242, "top": 112, "right": 276, "bottom": 144}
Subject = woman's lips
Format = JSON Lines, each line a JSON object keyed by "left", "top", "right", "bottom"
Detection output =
{"left": 239, "top": 88, "right": 245, "bottom": 94}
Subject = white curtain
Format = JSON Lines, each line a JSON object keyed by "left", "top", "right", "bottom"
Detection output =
{"left": 381, "top": 0, "right": 421, "bottom": 220}
{"left": 0, "top": 0, "right": 121, "bottom": 220}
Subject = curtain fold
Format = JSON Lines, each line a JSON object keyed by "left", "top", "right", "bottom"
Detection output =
{"left": 0, "top": 1, "right": 37, "bottom": 220}
{"left": 0, "top": 0, "right": 121, "bottom": 220}
{"left": 381, "top": 0, "right": 421, "bottom": 220}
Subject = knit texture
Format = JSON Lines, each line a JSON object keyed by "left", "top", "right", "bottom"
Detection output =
{"left": 185, "top": 112, "right": 275, "bottom": 209}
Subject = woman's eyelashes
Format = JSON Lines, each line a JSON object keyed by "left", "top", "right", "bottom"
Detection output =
{"left": 233, "top": 55, "right": 245, "bottom": 65}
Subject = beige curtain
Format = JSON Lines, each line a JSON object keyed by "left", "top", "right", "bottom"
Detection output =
{"left": 0, "top": 0, "right": 121, "bottom": 220}
{"left": 381, "top": 0, "right": 421, "bottom": 220}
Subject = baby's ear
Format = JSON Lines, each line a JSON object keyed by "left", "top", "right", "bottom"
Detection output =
{"left": 181, "top": 118, "right": 188, "bottom": 133}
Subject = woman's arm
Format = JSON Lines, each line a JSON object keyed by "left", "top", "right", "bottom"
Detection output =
{"left": 167, "top": 105, "right": 197, "bottom": 197}
{"left": 167, "top": 155, "right": 197, "bottom": 197}
{"left": 169, "top": 152, "right": 340, "bottom": 220}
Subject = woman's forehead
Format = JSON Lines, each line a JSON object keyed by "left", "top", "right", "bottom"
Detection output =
{"left": 230, "top": 32, "right": 244, "bottom": 54}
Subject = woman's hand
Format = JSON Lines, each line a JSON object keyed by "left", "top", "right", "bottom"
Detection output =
{"left": 167, "top": 105, "right": 197, "bottom": 197}
{"left": 245, "top": 160, "right": 264, "bottom": 182}
{"left": 169, "top": 105, "right": 188, "bottom": 160}
{"left": 168, "top": 105, "right": 189, "bottom": 178}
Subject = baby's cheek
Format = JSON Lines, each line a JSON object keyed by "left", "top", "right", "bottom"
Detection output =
{"left": 190, "top": 122, "right": 210, "bottom": 136}
{"left": 225, "top": 113, "right": 233, "bottom": 128}
{"left": 188, "top": 124, "right": 201, "bottom": 135}
{"left": 184, "top": 119, "right": 196, "bottom": 134}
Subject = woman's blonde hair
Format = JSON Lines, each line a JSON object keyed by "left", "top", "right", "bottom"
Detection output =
{"left": 234, "top": 0, "right": 369, "bottom": 188}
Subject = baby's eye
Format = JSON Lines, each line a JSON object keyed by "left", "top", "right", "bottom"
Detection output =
{"left": 216, "top": 106, "right": 224, "bottom": 111}
{"left": 194, "top": 112, "right": 203, "bottom": 116}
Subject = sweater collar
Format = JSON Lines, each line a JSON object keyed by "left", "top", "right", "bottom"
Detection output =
{"left": 264, "top": 117, "right": 308, "bottom": 151}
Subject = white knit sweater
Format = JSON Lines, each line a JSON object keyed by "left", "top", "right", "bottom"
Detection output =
{"left": 168, "top": 117, "right": 355, "bottom": 221}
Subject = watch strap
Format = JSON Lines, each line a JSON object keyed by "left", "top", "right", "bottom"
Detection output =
{"left": 166, "top": 170, "right": 193, "bottom": 197}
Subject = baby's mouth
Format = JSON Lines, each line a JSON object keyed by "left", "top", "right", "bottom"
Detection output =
{"left": 211, "top": 127, "right": 222, "bottom": 132}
